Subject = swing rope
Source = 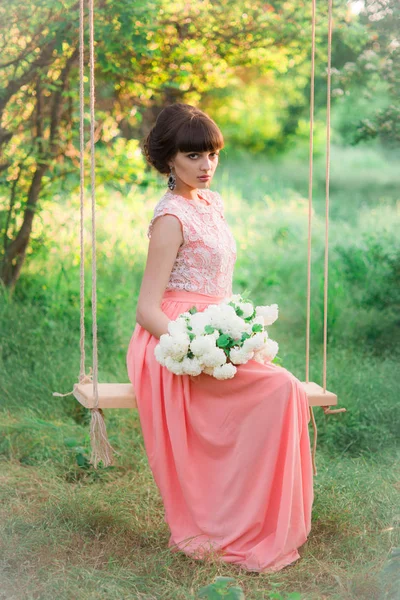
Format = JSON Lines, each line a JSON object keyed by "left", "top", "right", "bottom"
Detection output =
{"left": 53, "top": 0, "right": 116, "bottom": 468}
{"left": 307, "top": 0, "right": 346, "bottom": 477}
{"left": 307, "top": 0, "right": 318, "bottom": 477}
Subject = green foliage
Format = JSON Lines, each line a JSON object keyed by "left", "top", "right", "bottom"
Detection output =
{"left": 0, "top": 0, "right": 380, "bottom": 288}
{"left": 196, "top": 579, "right": 303, "bottom": 600}
{"left": 333, "top": 0, "right": 400, "bottom": 145}
{"left": 216, "top": 334, "right": 231, "bottom": 348}
{"left": 334, "top": 229, "right": 400, "bottom": 352}
{"left": 197, "top": 576, "right": 245, "bottom": 600}
{"left": 204, "top": 325, "right": 216, "bottom": 334}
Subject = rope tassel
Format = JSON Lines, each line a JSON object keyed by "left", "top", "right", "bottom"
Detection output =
{"left": 89, "top": 408, "right": 116, "bottom": 468}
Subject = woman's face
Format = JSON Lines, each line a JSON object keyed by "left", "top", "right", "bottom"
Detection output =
{"left": 169, "top": 150, "right": 220, "bottom": 191}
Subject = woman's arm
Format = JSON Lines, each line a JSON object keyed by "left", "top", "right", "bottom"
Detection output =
{"left": 136, "top": 214, "right": 184, "bottom": 339}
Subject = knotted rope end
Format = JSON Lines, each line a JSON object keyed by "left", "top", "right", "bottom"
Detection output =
{"left": 89, "top": 407, "right": 118, "bottom": 469}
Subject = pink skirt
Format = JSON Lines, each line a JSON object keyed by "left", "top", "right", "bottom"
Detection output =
{"left": 126, "top": 289, "right": 314, "bottom": 573}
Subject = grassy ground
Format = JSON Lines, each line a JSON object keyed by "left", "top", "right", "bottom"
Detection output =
{"left": 0, "top": 448, "right": 399, "bottom": 599}
{"left": 1, "top": 141, "right": 399, "bottom": 599}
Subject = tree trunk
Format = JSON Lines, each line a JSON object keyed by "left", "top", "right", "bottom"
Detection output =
{"left": 1, "top": 163, "right": 47, "bottom": 290}
{"left": 0, "top": 49, "right": 77, "bottom": 291}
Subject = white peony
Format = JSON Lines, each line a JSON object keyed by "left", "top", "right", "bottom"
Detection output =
{"left": 168, "top": 317, "right": 188, "bottom": 337}
{"left": 203, "top": 366, "right": 215, "bottom": 376}
{"left": 206, "top": 305, "right": 247, "bottom": 340}
{"left": 256, "top": 304, "right": 279, "bottom": 326}
{"left": 154, "top": 344, "right": 167, "bottom": 366}
{"left": 223, "top": 317, "right": 248, "bottom": 340}
{"left": 199, "top": 347, "right": 227, "bottom": 368}
{"left": 229, "top": 346, "right": 254, "bottom": 365}
{"left": 244, "top": 322, "right": 254, "bottom": 335}
{"left": 159, "top": 332, "right": 190, "bottom": 361}
{"left": 181, "top": 356, "right": 203, "bottom": 376}
{"left": 252, "top": 315, "right": 265, "bottom": 328}
{"left": 239, "top": 302, "right": 254, "bottom": 318}
{"left": 242, "top": 332, "right": 267, "bottom": 352}
{"left": 253, "top": 338, "right": 279, "bottom": 364}
{"left": 213, "top": 363, "right": 237, "bottom": 379}
{"left": 190, "top": 334, "right": 218, "bottom": 357}
{"left": 190, "top": 311, "right": 210, "bottom": 336}
{"left": 165, "top": 356, "right": 186, "bottom": 375}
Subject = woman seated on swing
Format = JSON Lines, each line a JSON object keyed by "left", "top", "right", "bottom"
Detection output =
{"left": 126, "top": 102, "right": 314, "bottom": 573}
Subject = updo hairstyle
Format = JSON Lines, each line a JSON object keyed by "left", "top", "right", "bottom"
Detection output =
{"left": 143, "top": 103, "right": 224, "bottom": 175}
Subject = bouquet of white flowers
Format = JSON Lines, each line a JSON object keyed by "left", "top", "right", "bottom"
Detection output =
{"left": 154, "top": 293, "right": 279, "bottom": 380}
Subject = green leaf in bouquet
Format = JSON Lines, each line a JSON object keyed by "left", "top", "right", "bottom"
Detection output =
{"left": 241, "top": 332, "right": 251, "bottom": 341}
{"left": 204, "top": 325, "right": 215, "bottom": 334}
{"left": 188, "top": 306, "right": 198, "bottom": 314}
{"left": 244, "top": 310, "right": 256, "bottom": 321}
{"left": 252, "top": 323, "right": 264, "bottom": 333}
{"left": 235, "top": 307, "right": 244, "bottom": 317}
{"left": 188, "top": 333, "right": 196, "bottom": 342}
{"left": 216, "top": 334, "right": 230, "bottom": 348}
{"left": 187, "top": 325, "right": 193, "bottom": 330}
{"left": 187, "top": 351, "right": 195, "bottom": 359}
{"left": 241, "top": 289, "right": 251, "bottom": 301}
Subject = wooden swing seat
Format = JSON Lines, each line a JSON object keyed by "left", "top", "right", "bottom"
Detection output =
{"left": 72, "top": 380, "right": 337, "bottom": 409}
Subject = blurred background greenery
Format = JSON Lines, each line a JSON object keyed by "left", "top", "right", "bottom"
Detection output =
{"left": 0, "top": 1, "right": 399, "bottom": 599}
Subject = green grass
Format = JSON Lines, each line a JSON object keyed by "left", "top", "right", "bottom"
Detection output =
{"left": 0, "top": 142, "right": 399, "bottom": 599}
{"left": 0, "top": 449, "right": 399, "bottom": 599}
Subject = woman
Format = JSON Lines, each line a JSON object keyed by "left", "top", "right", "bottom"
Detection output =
{"left": 126, "top": 103, "right": 314, "bottom": 573}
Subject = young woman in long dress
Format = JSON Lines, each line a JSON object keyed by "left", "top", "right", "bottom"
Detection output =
{"left": 126, "top": 103, "right": 314, "bottom": 573}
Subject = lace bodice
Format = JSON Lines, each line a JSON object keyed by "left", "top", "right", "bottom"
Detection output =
{"left": 147, "top": 188, "right": 237, "bottom": 297}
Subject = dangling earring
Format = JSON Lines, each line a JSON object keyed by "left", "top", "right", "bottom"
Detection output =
{"left": 168, "top": 166, "right": 176, "bottom": 190}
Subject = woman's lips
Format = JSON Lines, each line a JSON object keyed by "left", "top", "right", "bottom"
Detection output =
{"left": 198, "top": 176, "right": 211, "bottom": 180}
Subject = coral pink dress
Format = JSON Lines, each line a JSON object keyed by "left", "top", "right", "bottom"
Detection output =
{"left": 126, "top": 188, "right": 314, "bottom": 573}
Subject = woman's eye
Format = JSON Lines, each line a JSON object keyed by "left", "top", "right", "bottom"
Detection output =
{"left": 188, "top": 153, "right": 219, "bottom": 158}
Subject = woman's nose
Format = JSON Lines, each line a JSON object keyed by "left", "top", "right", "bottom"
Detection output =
{"left": 201, "top": 159, "right": 212, "bottom": 171}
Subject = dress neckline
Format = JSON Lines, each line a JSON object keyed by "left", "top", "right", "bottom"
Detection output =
{"left": 165, "top": 188, "right": 214, "bottom": 208}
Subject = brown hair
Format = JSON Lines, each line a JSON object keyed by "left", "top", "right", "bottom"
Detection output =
{"left": 142, "top": 103, "right": 224, "bottom": 175}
